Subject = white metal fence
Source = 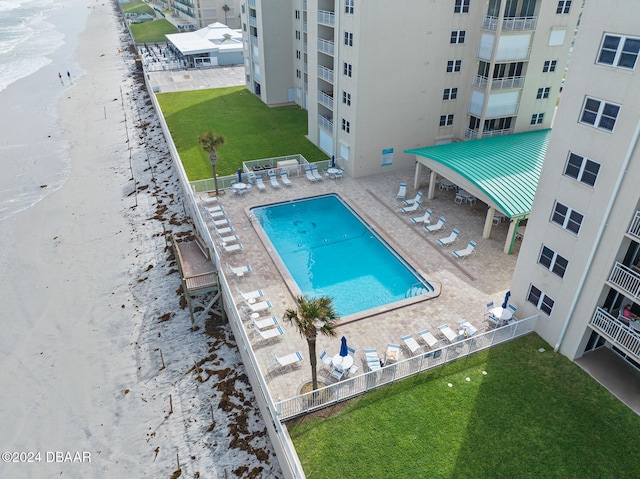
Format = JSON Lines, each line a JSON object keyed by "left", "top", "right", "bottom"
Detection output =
{"left": 276, "top": 316, "right": 538, "bottom": 421}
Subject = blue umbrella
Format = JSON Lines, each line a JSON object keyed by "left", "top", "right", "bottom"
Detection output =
{"left": 339, "top": 336, "right": 348, "bottom": 357}
{"left": 502, "top": 290, "right": 511, "bottom": 309}
{"left": 237, "top": 168, "right": 243, "bottom": 183}
{"left": 330, "top": 155, "right": 335, "bottom": 168}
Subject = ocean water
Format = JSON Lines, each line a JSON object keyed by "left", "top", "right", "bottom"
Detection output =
{"left": 0, "top": 0, "right": 88, "bottom": 222}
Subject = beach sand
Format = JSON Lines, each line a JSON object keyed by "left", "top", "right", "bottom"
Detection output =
{"left": 0, "top": 2, "right": 280, "bottom": 478}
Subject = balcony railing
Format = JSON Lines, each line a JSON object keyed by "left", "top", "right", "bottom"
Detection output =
{"left": 628, "top": 211, "right": 640, "bottom": 240}
{"left": 590, "top": 308, "right": 640, "bottom": 359}
{"left": 318, "top": 90, "right": 334, "bottom": 109}
{"left": 248, "top": 0, "right": 256, "bottom": 7}
{"left": 482, "top": 15, "right": 537, "bottom": 31}
{"left": 492, "top": 76, "right": 524, "bottom": 90}
{"left": 608, "top": 262, "right": 640, "bottom": 299}
{"left": 317, "top": 65, "right": 334, "bottom": 83}
{"left": 318, "top": 38, "right": 334, "bottom": 55}
{"left": 318, "top": 114, "right": 333, "bottom": 132}
{"left": 318, "top": 10, "right": 335, "bottom": 26}
{"left": 250, "top": 35, "right": 258, "bottom": 46}
{"left": 248, "top": 16, "right": 257, "bottom": 27}
{"left": 477, "top": 45, "right": 531, "bottom": 62}
{"left": 464, "top": 128, "right": 479, "bottom": 140}
{"left": 464, "top": 128, "right": 512, "bottom": 140}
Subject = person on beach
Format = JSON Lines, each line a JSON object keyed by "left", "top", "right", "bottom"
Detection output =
{"left": 58, "top": 72, "right": 63, "bottom": 83}
{"left": 67, "top": 70, "right": 71, "bottom": 80}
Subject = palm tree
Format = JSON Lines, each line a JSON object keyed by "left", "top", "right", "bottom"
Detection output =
{"left": 283, "top": 295, "right": 338, "bottom": 391}
{"left": 222, "top": 4, "right": 230, "bottom": 25}
{"left": 197, "top": 131, "right": 225, "bottom": 196}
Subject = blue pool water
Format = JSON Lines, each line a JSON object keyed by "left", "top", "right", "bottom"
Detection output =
{"left": 251, "top": 194, "right": 432, "bottom": 317}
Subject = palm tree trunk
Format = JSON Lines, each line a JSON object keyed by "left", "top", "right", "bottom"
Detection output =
{"left": 308, "top": 337, "right": 318, "bottom": 391}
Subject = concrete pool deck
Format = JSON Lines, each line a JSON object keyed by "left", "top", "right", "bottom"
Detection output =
{"left": 198, "top": 167, "right": 521, "bottom": 402}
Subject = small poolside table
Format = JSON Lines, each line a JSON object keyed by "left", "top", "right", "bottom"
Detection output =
{"left": 332, "top": 354, "right": 353, "bottom": 371}
{"left": 490, "top": 307, "right": 512, "bottom": 326}
{"left": 327, "top": 167, "right": 339, "bottom": 179}
{"left": 232, "top": 182, "right": 248, "bottom": 194}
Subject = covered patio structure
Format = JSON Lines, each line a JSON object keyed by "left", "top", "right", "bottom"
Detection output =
{"left": 405, "top": 129, "right": 550, "bottom": 254}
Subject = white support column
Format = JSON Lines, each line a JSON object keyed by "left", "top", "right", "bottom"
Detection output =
{"left": 504, "top": 220, "right": 517, "bottom": 254}
{"left": 483, "top": 206, "right": 495, "bottom": 239}
{"left": 413, "top": 160, "right": 422, "bottom": 190}
{"left": 428, "top": 170, "right": 437, "bottom": 199}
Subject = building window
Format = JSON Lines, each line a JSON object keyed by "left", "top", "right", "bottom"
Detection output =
{"left": 527, "top": 285, "right": 555, "bottom": 316}
{"left": 343, "top": 62, "right": 352, "bottom": 77}
{"left": 536, "top": 87, "right": 551, "bottom": 99}
{"left": 296, "top": 69, "right": 301, "bottom": 79}
{"left": 454, "top": 0, "right": 470, "bottom": 13}
{"left": 342, "top": 118, "right": 350, "bottom": 133}
{"left": 295, "top": 10, "right": 300, "bottom": 19}
{"left": 450, "top": 30, "right": 466, "bottom": 44}
{"left": 551, "top": 201, "right": 584, "bottom": 235}
{"left": 447, "top": 60, "right": 462, "bottom": 72}
{"left": 580, "top": 97, "right": 620, "bottom": 132}
{"left": 538, "top": 246, "right": 569, "bottom": 279}
{"left": 564, "top": 152, "right": 600, "bottom": 187}
{"left": 597, "top": 34, "right": 640, "bottom": 70}
{"left": 296, "top": 50, "right": 301, "bottom": 59}
{"left": 542, "top": 60, "right": 557, "bottom": 72}
{"left": 344, "top": 32, "right": 353, "bottom": 46}
{"left": 342, "top": 91, "right": 351, "bottom": 106}
{"left": 243, "top": 23, "right": 246, "bottom": 32}
{"left": 295, "top": 30, "right": 300, "bottom": 40}
{"left": 345, "top": 0, "right": 354, "bottom": 14}
{"left": 556, "top": 0, "right": 571, "bottom": 14}
{"left": 443, "top": 88, "right": 458, "bottom": 100}
{"left": 531, "top": 113, "right": 544, "bottom": 125}
{"left": 439, "top": 114, "right": 454, "bottom": 127}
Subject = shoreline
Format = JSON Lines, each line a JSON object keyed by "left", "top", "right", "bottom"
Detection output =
{"left": 0, "top": 1, "right": 280, "bottom": 477}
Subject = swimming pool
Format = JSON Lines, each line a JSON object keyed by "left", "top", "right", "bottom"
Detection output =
{"left": 250, "top": 194, "right": 433, "bottom": 317}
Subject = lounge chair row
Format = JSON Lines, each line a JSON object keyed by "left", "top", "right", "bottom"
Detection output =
{"left": 201, "top": 202, "right": 245, "bottom": 253}
{"left": 250, "top": 171, "right": 293, "bottom": 191}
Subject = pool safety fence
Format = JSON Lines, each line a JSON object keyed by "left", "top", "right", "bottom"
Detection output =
{"left": 276, "top": 315, "right": 538, "bottom": 421}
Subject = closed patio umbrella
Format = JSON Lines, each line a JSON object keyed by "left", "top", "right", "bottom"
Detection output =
{"left": 502, "top": 290, "right": 511, "bottom": 309}
{"left": 237, "top": 168, "right": 243, "bottom": 183}
{"left": 339, "top": 336, "right": 348, "bottom": 357}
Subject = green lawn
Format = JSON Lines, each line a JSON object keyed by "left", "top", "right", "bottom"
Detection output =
{"left": 121, "top": 0, "right": 154, "bottom": 16}
{"left": 129, "top": 19, "right": 178, "bottom": 44}
{"left": 156, "top": 86, "right": 328, "bottom": 180}
{"left": 288, "top": 335, "right": 640, "bottom": 479}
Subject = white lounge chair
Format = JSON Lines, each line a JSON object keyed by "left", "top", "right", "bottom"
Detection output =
{"left": 311, "top": 167, "right": 324, "bottom": 181}
{"left": 401, "top": 334, "right": 422, "bottom": 355}
{"left": 252, "top": 316, "right": 279, "bottom": 330}
{"left": 418, "top": 329, "right": 439, "bottom": 349}
{"left": 199, "top": 195, "right": 219, "bottom": 206}
{"left": 425, "top": 217, "right": 446, "bottom": 233}
{"left": 207, "top": 208, "right": 226, "bottom": 219}
{"left": 280, "top": 171, "right": 292, "bottom": 186}
{"left": 213, "top": 218, "right": 230, "bottom": 227}
{"left": 249, "top": 300, "right": 272, "bottom": 313}
{"left": 206, "top": 204, "right": 224, "bottom": 213}
{"left": 255, "top": 325, "right": 284, "bottom": 343}
{"left": 221, "top": 242, "right": 243, "bottom": 253}
{"left": 384, "top": 343, "right": 401, "bottom": 365}
{"left": 401, "top": 199, "right": 421, "bottom": 214}
{"left": 403, "top": 191, "right": 422, "bottom": 206}
{"left": 226, "top": 262, "right": 251, "bottom": 277}
{"left": 305, "top": 168, "right": 317, "bottom": 182}
{"left": 218, "top": 234, "right": 239, "bottom": 244}
{"left": 411, "top": 209, "right": 432, "bottom": 225}
{"left": 269, "top": 173, "right": 281, "bottom": 188}
{"left": 453, "top": 241, "right": 476, "bottom": 259}
{"left": 274, "top": 351, "right": 303, "bottom": 371}
{"left": 364, "top": 349, "right": 381, "bottom": 371}
{"left": 239, "top": 289, "right": 264, "bottom": 302}
{"left": 458, "top": 320, "right": 478, "bottom": 337}
{"left": 438, "top": 324, "right": 458, "bottom": 343}
{"left": 396, "top": 183, "right": 407, "bottom": 200}
{"left": 215, "top": 226, "right": 234, "bottom": 236}
{"left": 437, "top": 228, "right": 460, "bottom": 247}
{"left": 255, "top": 176, "right": 266, "bottom": 192}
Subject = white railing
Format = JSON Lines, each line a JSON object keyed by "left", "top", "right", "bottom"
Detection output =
{"left": 317, "top": 64, "right": 334, "bottom": 83}
{"left": 608, "top": 262, "right": 640, "bottom": 299}
{"left": 484, "top": 128, "right": 512, "bottom": 137}
{"left": 472, "top": 75, "right": 488, "bottom": 89}
{"left": 496, "top": 47, "right": 531, "bottom": 62}
{"left": 464, "top": 128, "right": 479, "bottom": 140}
{"left": 491, "top": 76, "right": 524, "bottom": 90}
{"left": 318, "top": 114, "right": 333, "bottom": 132}
{"left": 318, "top": 90, "right": 333, "bottom": 109}
{"left": 486, "top": 102, "right": 519, "bottom": 117}
{"left": 590, "top": 308, "right": 640, "bottom": 358}
{"left": 628, "top": 210, "right": 640, "bottom": 240}
{"left": 250, "top": 35, "right": 258, "bottom": 46}
{"left": 318, "top": 10, "right": 335, "bottom": 26}
{"left": 276, "top": 316, "right": 538, "bottom": 420}
{"left": 482, "top": 15, "right": 537, "bottom": 31}
{"left": 248, "top": 16, "right": 257, "bottom": 27}
{"left": 318, "top": 38, "right": 334, "bottom": 55}
{"left": 248, "top": 0, "right": 255, "bottom": 6}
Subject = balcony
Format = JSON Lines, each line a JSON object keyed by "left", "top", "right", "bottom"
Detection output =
{"left": 249, "top": 16, "right": 257, "bottom": 27}
{"left": 472, "top": 75, "right": 524, "bottom": 90}
{"left": 250, "top": 35, "right": 258, "bottom": 46}
{"left": 482, "top": 15, "right": 537, "bottom": 31}
{"left": 464, "top": 128, "right": 512, "bottom": 140}
{"left": 318, "top": 90, "right": 334, "bottom": 109}
{"left": 628, "top": 211, "right": 640, "bottom": 241}
{"left": 318, "top": 10, "right": 335, "bottom": 26}
{"left": 608, "top": 262, "right": 640, "bottom": 300}
{"left": 318, "top": 114, "right": 333, "bottom": 132}
{"left": 318, "top": 38, "right": 334, "bottom": 56}
{"left": 464, "top": 129, "right": 479, "bottom": 140}
{"left": 590, "top": 308, "right": 640, "bottom": 360}
{"left": 248, "top": 0, "right": 256, "bottom": 7}
{"left": 317, "top": 65, "right": 334, "bottom": 83}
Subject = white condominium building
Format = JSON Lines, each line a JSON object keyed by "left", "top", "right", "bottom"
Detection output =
{"left": 158, "top": 0, "right": 242, "bottom": 29}
{"left": 241, "top": 0, "right": 580, "bottom": 177}
{"left": 510, "top": 0, "right": 640, "bottom": 369}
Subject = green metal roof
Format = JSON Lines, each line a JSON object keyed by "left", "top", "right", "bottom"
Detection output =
{"left": 405, "top": 129, "right": 550, "bottom": 219}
